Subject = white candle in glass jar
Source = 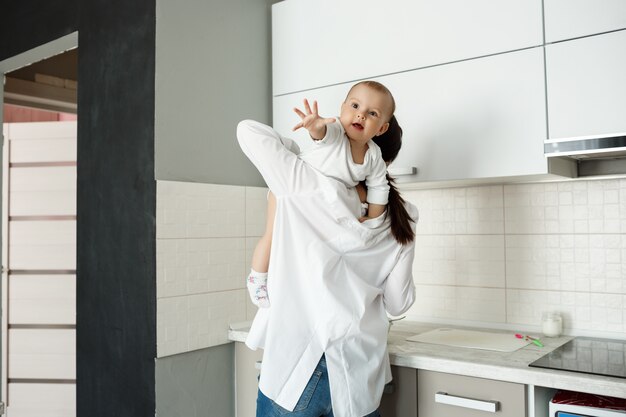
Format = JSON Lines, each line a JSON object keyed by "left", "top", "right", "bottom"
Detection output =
{"left": 542, "top": 312, "right": 563, "bottom": 337}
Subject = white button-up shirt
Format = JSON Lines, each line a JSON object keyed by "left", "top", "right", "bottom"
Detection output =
{"left": 237, "top": 120, "right": 417, "bottom": 417}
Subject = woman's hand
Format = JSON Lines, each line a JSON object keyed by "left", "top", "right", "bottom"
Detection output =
{"left": 292, "top": 99, "right": 336, "bottom": 140}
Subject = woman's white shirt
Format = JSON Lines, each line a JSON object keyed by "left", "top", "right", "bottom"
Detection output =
{"left": 237, "top": 120, "right": 417, "bottom": 417}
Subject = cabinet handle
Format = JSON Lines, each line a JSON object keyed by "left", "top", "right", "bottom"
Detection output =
{"left": 387, "top": 166, "right": 417, "bottom": 176}
{"left": 435, "top": 391, "right": 499, "bottom": 413}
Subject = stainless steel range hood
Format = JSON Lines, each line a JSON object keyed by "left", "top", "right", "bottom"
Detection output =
{"left": 545, "top": 132, "right": 626, "bottom": 159}
{"left": 544, "top": 132, "right": 626, "bottom": 177}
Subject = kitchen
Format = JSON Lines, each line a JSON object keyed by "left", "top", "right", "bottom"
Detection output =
{"left": 1, "top": 0, "right": 626, "bottom": 416}
{"left": 231, "top": 2, "right": 626, "bottom": 416}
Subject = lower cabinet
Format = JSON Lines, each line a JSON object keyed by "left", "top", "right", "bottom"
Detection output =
{"left": 234, "top": 347, "right": 526, "bottom": 417}
{"left": 418, "top": 370, "right": 526, "bottom": 417}
{"left": 378, "top": 366, "right": 419, "bottom": 417}
{"left": 234, "top": 343, "right": 263, "bottom": 417}
{"left": 235, "top": 348, "right": 419, "bottom": 417}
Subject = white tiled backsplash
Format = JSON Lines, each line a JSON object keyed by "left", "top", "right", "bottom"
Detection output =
{"left": 156, "top": 181, "right": 265, "bottom": 357}
{"left": 403, "top": 179, "right": 626, "bottom": 338}
{"left": 157, "top": 178, "right": 626, "bottom": 357}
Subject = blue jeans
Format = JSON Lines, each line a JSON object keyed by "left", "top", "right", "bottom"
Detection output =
{"left": 256, "top": 354, "right": 382, "bottom": 417}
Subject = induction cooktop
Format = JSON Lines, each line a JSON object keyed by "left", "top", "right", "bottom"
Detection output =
{"left": 529, "top": 337, "right": 626, "bottom": 379}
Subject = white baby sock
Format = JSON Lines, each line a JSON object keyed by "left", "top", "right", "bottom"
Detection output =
{"left": 247, "top": 269, "right": 270, "bottom": 308}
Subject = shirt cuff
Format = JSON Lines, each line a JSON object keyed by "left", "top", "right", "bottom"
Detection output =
{"left": 366, "top": 188, "right": 389, "bottom": 205}
{"left": 313, "top": 120, "right": 339, "bottom": 144}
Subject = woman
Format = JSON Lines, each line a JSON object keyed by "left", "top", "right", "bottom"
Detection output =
{"left": 237, "top": 118, "right": 417, "bottom": 417}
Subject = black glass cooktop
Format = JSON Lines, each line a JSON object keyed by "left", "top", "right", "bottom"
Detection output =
{"left": 529, "top": 337, "right": 626, "bottom": 379}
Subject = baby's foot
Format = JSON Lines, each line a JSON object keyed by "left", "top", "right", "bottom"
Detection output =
{"left": 247, "top": 269, "right": 270, "bottom": 308}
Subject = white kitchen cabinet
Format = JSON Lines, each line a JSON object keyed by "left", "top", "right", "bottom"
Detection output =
{"left": 544, "top": 0, "right": 626, "bottom": 43}
{"left": 546, "top": 30, "right": 626, "bottom": 140}
{"left": 418, "top": 370, "right": 526, "bottom": 417}
{"left": 234, "top": 343, "right": 263, "bottom": 417}
{"left": 274, "top": 47, "right": 571, "bottom": 183}
{"left": 272, "top": 0, "right": 543, "bottom": 96}
{"left": 528, "top": 385, "right": 559, "bottom": 417}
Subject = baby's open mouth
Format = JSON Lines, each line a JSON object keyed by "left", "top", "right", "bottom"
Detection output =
{"left": 352, "top": 123, "right": 364, "bottom": 130}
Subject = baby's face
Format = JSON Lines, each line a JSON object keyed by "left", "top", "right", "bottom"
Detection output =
{"left": 340, "top": 84, "right": 392, "bottom": 144}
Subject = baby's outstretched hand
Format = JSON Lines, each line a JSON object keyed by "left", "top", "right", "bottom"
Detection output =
{"left": 292, "top": 99, "right": 336, "bottom": 140}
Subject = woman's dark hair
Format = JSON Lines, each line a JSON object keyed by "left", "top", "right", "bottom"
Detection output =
{"left": 372, "top": 114, "right": 415, "bottom": 245}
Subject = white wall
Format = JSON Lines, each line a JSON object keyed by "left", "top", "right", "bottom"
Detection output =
{"left": 158, "top": 177, "right": 626, "bottom": 345}
{"left": 156, "top": 180, "right": 265, "bottom": 357}
{"left": 403, "top": 178, "right": 626, "bottom": 339}
{"left": 154, "top": 0, "right": 276, "bottom": 187}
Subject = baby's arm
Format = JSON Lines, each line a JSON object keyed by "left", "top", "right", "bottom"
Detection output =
{"left": 361, "top": 203, "right": 386, "bottom": 221}
{"left": 292, "top": 99, "right": 336, "bottom": 140}
{"left": 247, "top": 191, "right": 276, "bottom": 308}
{"left": 361, "top": 151, "right": 391, "bottom": 221}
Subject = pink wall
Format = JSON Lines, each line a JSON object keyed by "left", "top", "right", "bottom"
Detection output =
{"left": 3, "top": 104, "right": 77, "bottom": 123}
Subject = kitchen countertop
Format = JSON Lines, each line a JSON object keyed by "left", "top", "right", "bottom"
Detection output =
{"left": 229, "top": 320, "right": 626, "bottom": 398}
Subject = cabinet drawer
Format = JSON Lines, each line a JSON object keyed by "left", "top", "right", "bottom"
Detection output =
{"left": 418, "top": 370, "right": 525, "bottom": 417}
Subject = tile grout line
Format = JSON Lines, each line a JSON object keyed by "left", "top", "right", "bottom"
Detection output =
{"left": 414, "top": 282, "right": 626, "bottom": 297}
{"left": 156, "top": 236, "right": 264, "bottom": 240}
{"left": 157, "top": 287, "right": 247, "bottom": 300}
{"left": 501, "top": 184, "right": 509, "bottom": 325}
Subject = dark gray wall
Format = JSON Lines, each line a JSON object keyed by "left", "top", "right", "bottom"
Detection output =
{"left": 0, "top": 2, "right": 156, "bottom": 417}
{"left": 154, "top": 0, "right": 276, "bottom": 187}
{"left": 0, "top": 2, "right": 78, "bottom": 62}
{"left": 77, "top": 1, "right": 156, "bottom": 417}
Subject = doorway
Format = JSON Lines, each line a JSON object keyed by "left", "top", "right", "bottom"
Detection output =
{"left": 0, "top": 32, "right": 77, "bottom": 417}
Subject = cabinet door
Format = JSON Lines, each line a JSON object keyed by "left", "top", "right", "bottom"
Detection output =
{"left": 544, "top": 0, "right": 626, "bottom": 42}
{"left": 272, "top": 0, "right": 543, "bottom": 96}
{"left": 235, "top": 343, "right": 263, "bottom": 417}
{"left": 274, "top": 47, "right": 548, "bottom": 183}
{"left": 378, "top": 366, "right": 418, "bottom": 417}
{"left": 546, "top": 30, "right": 626, "bottom": 139}
{"left": 418, "top": 370, "right": 525, "bottom": 417}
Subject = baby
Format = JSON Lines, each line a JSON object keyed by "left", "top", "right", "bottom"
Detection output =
{"left": 247, "top": 81, "right": 396, "bottom": 307}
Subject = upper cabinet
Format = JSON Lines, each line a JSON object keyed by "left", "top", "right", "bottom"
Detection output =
{"left": 274, "top": 48, "right": 558, "bottom": 183}
{"left": 544, "top": 0, "right": 626, "bottom": 43}
{"left": 546, "top": 30, "right": 626, "bottom": 139}
{"left": 272, "top": 0, "right": 543, "bottom": 96}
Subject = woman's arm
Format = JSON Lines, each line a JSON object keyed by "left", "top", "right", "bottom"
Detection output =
{"left": 383, "top": 239, "right": 417, "bottom": 316}
{"left": 237, "top": 120, "right": 320, "bottom": 197}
